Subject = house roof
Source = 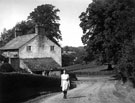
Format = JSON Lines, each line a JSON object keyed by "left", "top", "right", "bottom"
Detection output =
{"left": 0, "top": 33, "right": 61, "bottom": 51}
{"left": 0, "top": 34, "right": 37, "bottom": 50}
{"left": 50, "top": 37, "right": 61, "bottom": 47}
{"left": 22, "top": 58, "right": 60, "bottom": 71}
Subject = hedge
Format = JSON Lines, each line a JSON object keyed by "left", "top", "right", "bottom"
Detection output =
{"left": 0, "top": 72, "right": 61, "bottom": 103}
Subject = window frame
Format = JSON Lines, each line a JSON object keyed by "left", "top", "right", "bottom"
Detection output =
{"left": 50, "top": 45, "right": 55, "bottom": 51}
{"left": 27, "top": 46, "right": 32, "bottom": 52}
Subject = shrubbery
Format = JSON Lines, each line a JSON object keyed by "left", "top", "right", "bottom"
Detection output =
{"left": 0, "top": 72, "right": 61, "bottom": 103}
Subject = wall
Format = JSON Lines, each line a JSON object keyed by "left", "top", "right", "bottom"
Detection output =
{"left": 1, "top": 51, "right": 19, "bottom": 70}
{"left": 19, "top": 36, "right": 62, "bottom": 66}
{"left": 49, "top": 71, "right": 61, "bottom": 77}
{"left": 2, "top": 51, "right": 19, "bottom": 58}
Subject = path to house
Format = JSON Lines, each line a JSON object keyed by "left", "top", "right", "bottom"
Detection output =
{"left": 25, "top": 76, "right": 135, "bottom": 103}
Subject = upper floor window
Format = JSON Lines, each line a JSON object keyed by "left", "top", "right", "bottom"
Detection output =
{"left": 27, "top": 46, "right": 31, "bottom": 52}
{"left": 50, "top": 46, "right": 54, "bottom": 51}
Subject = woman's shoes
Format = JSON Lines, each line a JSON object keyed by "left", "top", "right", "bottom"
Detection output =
{"left": 63, "top": 95, "right": 67, "bottom": 99}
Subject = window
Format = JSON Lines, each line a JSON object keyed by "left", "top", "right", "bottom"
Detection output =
{"left": 27, "top": 46, "right": 31, "bottom": 52}
{"left": 50, "top": 46, "right": 54, "bottom": 51}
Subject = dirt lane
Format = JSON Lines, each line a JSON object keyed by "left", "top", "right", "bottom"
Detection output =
{"left": 27, "top": 76, "right": 135, "bottom": 103}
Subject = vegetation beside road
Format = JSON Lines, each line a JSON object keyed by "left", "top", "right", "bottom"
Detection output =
{"left": 0, "top": 72, "right": 61, "bottom": 103}
{"left": 79, "top": 0, "right": 135, "bottom": 86}
{"left": 0, "top": 71, "right": 77, "bottom": 103}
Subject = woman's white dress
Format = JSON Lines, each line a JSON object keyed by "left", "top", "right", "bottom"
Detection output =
{"left": 61, "top": 74, "right": 70, "bottom": 91}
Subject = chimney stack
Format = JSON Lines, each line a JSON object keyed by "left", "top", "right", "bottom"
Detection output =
{"left": 15, "top": 27, "right": 21, "bottom": 38}
{"left": 35, "top": 25, "right": 45, "bottom": 35}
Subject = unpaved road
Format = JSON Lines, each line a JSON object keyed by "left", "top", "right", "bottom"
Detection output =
{"left": 25, "top": 76, "right": 135, "bottom": 103}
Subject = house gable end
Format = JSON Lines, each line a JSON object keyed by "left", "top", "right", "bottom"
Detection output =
{"left": 19, "top": 35, "right": 38, "bottom": 50}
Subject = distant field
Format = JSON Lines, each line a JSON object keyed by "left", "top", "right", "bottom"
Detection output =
{"left": 63, "top": 61, "right": 108, "bottom": 73}
{"left": 63, "top": 62, "right": 115, "bottom": 76}
{"left": 72, "top": 65, "right": 107, "bottom": 72}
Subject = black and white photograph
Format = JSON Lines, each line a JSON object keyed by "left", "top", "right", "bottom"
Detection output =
{"left": 0, "top": 0, "right": 135, "bottom": 103}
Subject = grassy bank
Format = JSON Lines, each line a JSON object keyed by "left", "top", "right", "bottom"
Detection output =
{"left": 65, "top": 62, "right": 114, "bottom": 76}
{"left": 114, "top": 80, "right": 135, "bottom": 103}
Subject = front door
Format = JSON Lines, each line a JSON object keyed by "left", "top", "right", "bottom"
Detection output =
{"left": 11, "top": 58, "right": 20, "bottom": 71}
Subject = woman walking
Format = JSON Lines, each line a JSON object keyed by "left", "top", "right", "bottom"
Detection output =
{"left": 61, "top": 69, "right": 70, "bottom": 99}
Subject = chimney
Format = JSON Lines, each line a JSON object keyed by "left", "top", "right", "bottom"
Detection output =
{"left": 15, "top": 27, "right": 22, "bottom": 38}
{"left": 35, "top": 25, "right": 45, "bottom": 35}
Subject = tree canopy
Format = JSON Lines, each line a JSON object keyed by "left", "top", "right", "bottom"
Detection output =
{"left": 79, "top": 0, "right": 135, "bottom": 82}
{"left": 28, "top": 4, "right": 62, "bottom": 41}
{"left": 79, "top": 0, "right": 135, "bottom": 64}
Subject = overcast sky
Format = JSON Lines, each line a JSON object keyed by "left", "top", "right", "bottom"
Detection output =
{"left": 0, "top": 0, "right": 92, "bottom": 47}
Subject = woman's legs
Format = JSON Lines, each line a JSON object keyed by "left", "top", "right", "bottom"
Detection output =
{"left": 63, "top": 91, "right": 67, "bottom": 99}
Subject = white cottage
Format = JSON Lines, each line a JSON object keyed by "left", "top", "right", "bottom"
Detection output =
{"left": 0, "top": 26, "right": 62, "bottom": 74}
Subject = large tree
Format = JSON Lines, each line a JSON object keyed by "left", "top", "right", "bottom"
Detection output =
{"left": 28, "top": 4, "right": 62, "bottom": 41}
{"left": 79, "top": 0, "right": 135, "bottom": 82}
{"left": 79, "top": 0, "right": 135, "bottom": 64}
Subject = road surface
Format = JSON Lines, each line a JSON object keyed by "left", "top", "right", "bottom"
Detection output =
{"left": 25, "top": 76, "right": 135, "bottom": 103}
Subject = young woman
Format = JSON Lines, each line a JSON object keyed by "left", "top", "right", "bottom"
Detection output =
{"left": 61, "top": 69, "right": 70, "bottom": 99}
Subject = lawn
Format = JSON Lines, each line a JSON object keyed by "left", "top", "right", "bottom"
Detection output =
{"left": 64, "top": 61, "right": 114, "bottom": 76}
{"left": 64, "top": 61, "right": 107, "bottom": 72}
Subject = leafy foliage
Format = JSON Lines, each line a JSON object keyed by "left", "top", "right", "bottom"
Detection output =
{"left": 117, "top": 43, "right": 135, "bottom": 82}
{"left": 0, "top": 73, "right": 61, "bottom": 103}
{"left": 79, "top": 0, "right": 135, "bottom": 83}
{"left": 0, "top": 28, "right": 15, "bottom": 47}
{"left": 15, "top": 20, "right": 35, "bottom": 35}
{"left": 28, "top": 4, "right": 62, "bottom": 41}
{"left": 62, "top": 54, "right": 75, "bottom": 67}
{"left": 79, "top": 0, "right": 135, "bottom": 64}
{"left": 62, "top": 46, "right": 88, "bottom": 66}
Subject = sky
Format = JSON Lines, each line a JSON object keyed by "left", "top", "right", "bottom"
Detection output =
{"left": 0, "top": 0, "right": 92, "bottom": 47}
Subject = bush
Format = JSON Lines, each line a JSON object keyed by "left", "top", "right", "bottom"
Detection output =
{"left": 0, "top": 72, "right": 61, "bottom": 103}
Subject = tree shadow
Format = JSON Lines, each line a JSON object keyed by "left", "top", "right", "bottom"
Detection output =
{"left": 69, "top": 95, "right": 86, "bottom": 99}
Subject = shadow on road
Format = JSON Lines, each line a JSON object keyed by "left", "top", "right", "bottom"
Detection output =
{"left": 69, "top": 96, "right": 86, "bottom": 99}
